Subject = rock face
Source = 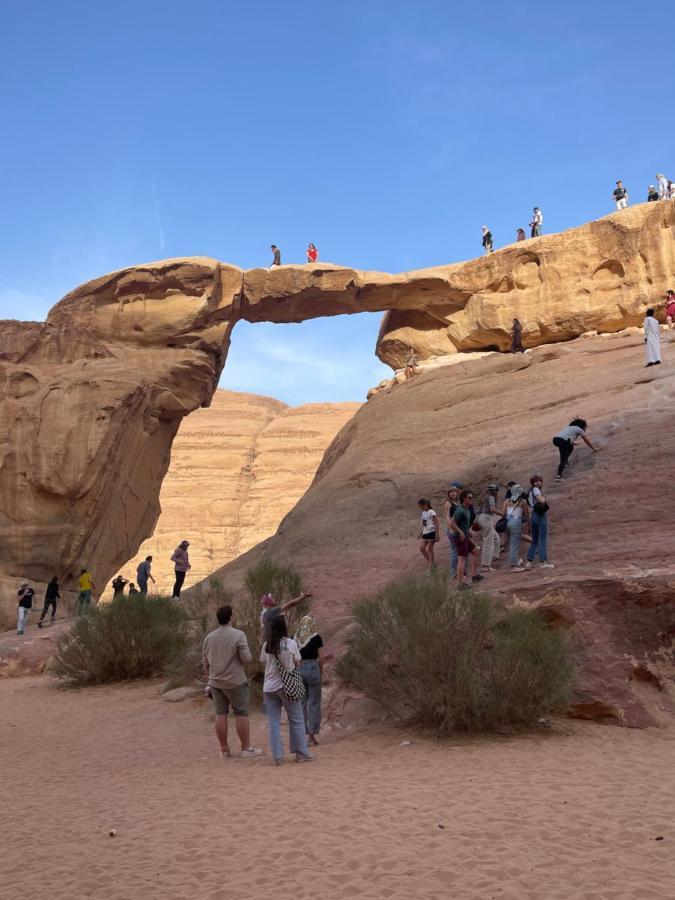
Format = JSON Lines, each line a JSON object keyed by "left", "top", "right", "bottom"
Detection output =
{"left": 1, "top": 203, "right": 673, "bottom": 629}
{"left": 119, "top": 390, "right": 358, "bottom": 595}
{"left": 208, "top": 331, "right": 675, "bottom": 726}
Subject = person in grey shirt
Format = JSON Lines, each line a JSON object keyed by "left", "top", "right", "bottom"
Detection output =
{"left": 203, "top": 605, "right": 262, "bottom": 759}
{"left": 136, "top": 556, "right": 155, "bottom": 595}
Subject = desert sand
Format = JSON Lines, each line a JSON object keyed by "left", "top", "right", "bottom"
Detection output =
{"left": 2, "top": 676, "right": 674, "bottom": 900}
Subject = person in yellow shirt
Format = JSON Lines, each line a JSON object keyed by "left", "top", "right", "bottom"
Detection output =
{"left": 78, "top": 568, "right": 95, "bottom": 614}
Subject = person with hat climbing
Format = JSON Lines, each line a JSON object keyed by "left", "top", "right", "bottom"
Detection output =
{"left": 525, "top": 476, "right": 554, "bottom": 570}
{"left": 170, "top": 540, "right": 191, "bottom": 599}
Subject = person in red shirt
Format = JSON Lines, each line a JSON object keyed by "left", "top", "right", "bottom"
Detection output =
{"left": 665, "top": 289, "right": 675, "bottom": 332}
{"left": 306, "top": 242, "right": 318, "bottom": 263}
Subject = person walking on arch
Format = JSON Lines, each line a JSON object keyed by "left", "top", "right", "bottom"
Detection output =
{"left": 552, "top": 417, "right": 599, "bottom": 481}
{"left": 38, "top": 576, "right": 60, "bottom": 628}
{"left": 530, "top": 207, "right": 543, "bottom": 237}
{"left": 306, "top": 242, "right": 318, "bottom": 263}
{"left": 644, "top": 307, "right": 662, "bottom": 367}
{"left": 270, "top": 244, "right": 281, "bottom": 266}
{"left": 136, "top": 556, "right": 155, "bottom": 595}
{"left": 170, "top": 540, "right": 191, "bottom": 599}
{"left": 482, "top": 225, "right": 493, "bottom": 254}
{"left": 613, "top": 180, "right": 628, "bottom": 210}
{"left": 656, "top": 173, "right": 669, "bottom": 201}
{"left": 203, "top": 604, "right": 263, "bottom": 759}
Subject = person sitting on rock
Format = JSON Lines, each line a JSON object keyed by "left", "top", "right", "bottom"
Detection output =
{"left": 482, "top": 225, "right": 493, "bottom": 253}
{"left": 112, "top": 574, "right": 128, "bottom": 599}
{"left": 270, "top": 244, "right": 281, "bottom": 266}
{"left": 647, "top": 185, "right": 659, "bottom": 202}
{"left": 516, "top": 228, "right": 526, "bottom": 241}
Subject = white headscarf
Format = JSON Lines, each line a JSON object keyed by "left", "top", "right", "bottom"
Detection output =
{"left": 294, "top": 614, "right": 318, "bottom": 650}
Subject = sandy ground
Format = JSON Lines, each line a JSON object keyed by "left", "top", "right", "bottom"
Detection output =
{"left": 2, "top": 678, "right": 674, "bottom": 900}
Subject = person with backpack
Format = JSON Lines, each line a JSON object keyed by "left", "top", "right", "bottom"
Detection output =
{"left": 170, "top": 540, "right": 191, "bottom": 599}
{"left": 530, "top": 207, "right": 543, "bottom": 237}
{"left": 482, "top": 226, "right": 493, "bottom": 254}
{"left": 260, "top": 615, "right": 313, "bottom": 765}
{"left": 16, "top": 583, "right": 35, "bottom": 635}
{"left": 525, "top": 476, "right": 554, "bottom": 570}
{"left": 417, "top": 498, "right": 439, "bottom": 575}
{"left": 38, "top": 576, "right": 60, "bottom": 628}
{"left": 612, "top": 180, "right": 628, "bottom": 210}
{"left": 516, "top": 228, "right": 526, "bottom": 241}
{"left": 501, "top": 485, "right": 530, "bottom": 572}
{"left": 552, "top": 417, "right": 598, "bottom": 480}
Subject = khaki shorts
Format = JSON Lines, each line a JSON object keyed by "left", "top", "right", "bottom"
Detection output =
{"left": 210, "top": 682, "right": 249, "bottom": 717}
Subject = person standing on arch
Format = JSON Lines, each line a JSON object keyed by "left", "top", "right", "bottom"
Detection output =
{"left": 656, "top": 173, "right": 669, "bottom": 201}
{"left": 530, "top": 207, "right": 543, "bottom": 237}
{"left": 644, "top": 308, "right": 662, "bottom": 367}
{"left": 270, "top": 244, "right": 281, "bottom": 266}
{"left": 613, "top": 180, "right": 628, "bottom": 210}
{"left": 306, "top": 243, "right": 318, "bottom": 263}
{"left": 482, "top": 225, "right": 493, "bottom": 254}
{"left": 171, "top": 540, "right": 191, "bottom": 599}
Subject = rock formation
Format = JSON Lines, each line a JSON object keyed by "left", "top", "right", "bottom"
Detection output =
{"left": 1, "top": 203, "right": 673, "bottom": 630}
{"left": 118, "top": 390, "right": 357, "bottom": 595}
{"left": 207, "top": 331, "right": 675, "bottom": 726}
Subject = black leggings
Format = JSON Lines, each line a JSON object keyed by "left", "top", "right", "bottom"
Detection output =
{"left": 40, "top": 599, "right": 57, "bottom": 620}
{"left": 553, "top": 437, "right": 574, "bottom": 477}
{"left": 173, "top": 570, "right": 186, "bottom": 598}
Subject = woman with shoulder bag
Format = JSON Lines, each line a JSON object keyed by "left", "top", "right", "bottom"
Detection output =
{"left": 500, "top": 485, "right": 530, "bottom": 572}
{"left": 260, "top": 615, "right": 314, "bottom": 766}
{"left": 525, "top": 475, "right": 554, "bottom": 570}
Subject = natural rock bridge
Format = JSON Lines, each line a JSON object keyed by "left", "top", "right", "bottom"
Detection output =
{"left": 1, "top": 202, "right": 673, "bottom": 606}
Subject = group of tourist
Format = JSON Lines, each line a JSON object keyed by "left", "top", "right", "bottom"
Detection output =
{"left": 202, "top": 590, "right": 323, "bottom": 765}
{"left": 483, "top": 207, "right": 543, "bottom": 254}
{"left": 270, "top": 243, "right": 318, "bottom": 266}
{"left": 418, "top": 418, "right": 600, "bottom": 582}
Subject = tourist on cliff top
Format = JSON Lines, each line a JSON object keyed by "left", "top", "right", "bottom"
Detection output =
{"left": 516, "top": 228, "right": 526, "bottom": 241}
{"left": 306, "top": 242, "right": 318, "bottom": 263}
{"left": 136, "top": 555, "right": 155, "bottom": 596}
{"left": 647, "top": 185, "right": 659, "bottom": 202}
{"left": 38, "top": 576, "right": 60, "bottom": 628}
{"left": 501, "top": 485, "right": 530, "bottom": 573}
{"left": 525, "top": 476, "right": 554, "bottom": 571}
{"left": 405, "top": 347, "right": 419, "bottom": 379}
{"left": 444, "top": 483, "right": 462, "bottom": 577}
{"left": 511, "top": 318, "right": 525, "bottom": 353}
{"left": 669, "top": 180, "right": 675, "bottom": 200}
{"left": 170, "top": 541, "right": 191, "bottom": 599}
{"left": 613, "top": 180, "right": 628, "bottom": 210}
{"left": 203, "top": 604, "right": 263, "bottom": 760}
{"left": 448, "top": 489, "right": 483, "bottom": 589}
{"left": 552, "top": 418, "right": 598, "bottom": 481}
{"left": 530, "top": 207, "right": 543, "bottom": 237}
{"left": 16, "top": 583, "right": 35, "bottom": 635}
{"left": 78, "top": 568, "right": 95, "bottom": 614}
{"left": 128, "top": 583, "right": 139, "bottom": 594}
{"left": 294, "top": 614, "right": 323, "bottom": 746}
{"left": 656, "top": 174, "right": 669, "bottom": 201}
{"left": 260, "top": 589, "right": 312, "bottom": 638}
{"left": 665, "top": 291, "right": 675, "bottom": 331}
{"left": 261, "top": 614, "right": 313, "bottom": 765}
{"left": 270, "top": 244, "right": 281, "bottom": 266}
{"left": 482, "top": 226, "right": 493, "bottom": 253}
{"left": 418, "top": 498, "right": 439, "bottom": 575}
{"left": 476, "top": 484, "right": 501, "bottom": 572}
{"left": 644, "top": 308, "right": 662, "bottom": 368}
{"left": 111, "top": 574, "right": 128, "bottom": 599}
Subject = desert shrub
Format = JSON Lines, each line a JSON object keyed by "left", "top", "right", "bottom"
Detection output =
{"left": 51, "top": 595, "right": 190, "bottom": 686}
{"left": 336, "top": 575, "right": 574, "bottom": 736}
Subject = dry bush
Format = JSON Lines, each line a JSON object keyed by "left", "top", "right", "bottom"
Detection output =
{"left": 51, "top": 595, "right": 189, "bottom": 686}
{"left": 337, "top": 575, "right": 574, "bottom": 736}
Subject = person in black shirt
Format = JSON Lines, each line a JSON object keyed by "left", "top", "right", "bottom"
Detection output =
{"left": 482, "top": 226, "right": 493, "bottom": 253}
{"left": 647, "top": 185, "right": 659, "bottom": 202}
{"left": 112, "top": 575, "right": 128, "bottom": 599}
{"left": 17, "top": 583, "right": 35, "bottom": 635}
{"left": 294, "top": 615, "right": 324, "bottom": 745}
{"left": 38, "top": 576, "right": 60, "bottom": 628}
{"left": 613, "top": 180, "right": 628, "bottom": 210}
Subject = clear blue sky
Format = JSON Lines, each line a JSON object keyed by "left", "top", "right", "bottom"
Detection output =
{"left": 1, "top": 1, "right": 672, "bottom": 404}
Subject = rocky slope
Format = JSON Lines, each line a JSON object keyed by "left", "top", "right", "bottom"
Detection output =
{"left": 118, "top": 390, "right": 357, "bottom": 594}
{"left": 205, "top": 330, "right": 675, "bottom": 726}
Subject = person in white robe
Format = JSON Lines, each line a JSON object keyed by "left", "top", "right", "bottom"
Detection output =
{"left": 644, "top": 308, "right": 662, "bottom": 367}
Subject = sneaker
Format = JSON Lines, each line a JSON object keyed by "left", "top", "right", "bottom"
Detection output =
{"left": 524, "top": 562, "right": 532, "bottom": 571}
{"left": 274, "top": 759, "right": 283, "bottom": 767}
{"left": 481, "top": 566, "right": 496, "bottom": 572}
{"left": 295, "top": 752, "right": 314, "bottom": 763}
{"left": 539, "top": 562, "right": 555, "bottom": 569}
{"left": 38, "top": 621, "right": 43, "bottom": 628}
{"left": 510, "top": 566, "right": 526, "bottom": 573}
{"left": 241, "top": 748, "right": 263, "bottom": 759}
{"left": 555, "top": 475, "right": 564, "bottom": 481}
{"left": 471, "top": 575, "right": 484, "bottom": 583}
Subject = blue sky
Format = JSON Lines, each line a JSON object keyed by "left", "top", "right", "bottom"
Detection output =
{"left": 1, "top": 1, "right": 672, "bottom": 404}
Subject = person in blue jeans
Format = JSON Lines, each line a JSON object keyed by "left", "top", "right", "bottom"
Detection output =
{"left": 525, "top": 476, "right": 555, "bottom": 570}
{"left": 294, "top": 614, "right": 324, "bottom": 746}
{"left": 443, "top": 483, "right": 462, "bottom": 577}
{"left": 260, "top": 615, "right": 313, "bottom": 766}
{"left": 500, "top": 485, "right": 530, "bottom": 572}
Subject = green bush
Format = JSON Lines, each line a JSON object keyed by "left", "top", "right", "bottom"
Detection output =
{"left": 51, "top": 595, "right": 190, "bottom": 686}
{"left": 336, "top": 575, "right": 574, "bottom": 736}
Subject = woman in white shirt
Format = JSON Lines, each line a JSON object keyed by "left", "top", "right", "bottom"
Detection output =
{"left": 500, "top": 485, "right": 530, "bottom": 572}
{"left": 260, "top": 616, "right": 313, "bottom": 765}
{"left": 417, "top": 498, "right": 439, "bottom": 575}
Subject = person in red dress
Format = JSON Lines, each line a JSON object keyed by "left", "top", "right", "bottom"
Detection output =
{"left": 306, "top": 242, "right": 318, "bottom": 263}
